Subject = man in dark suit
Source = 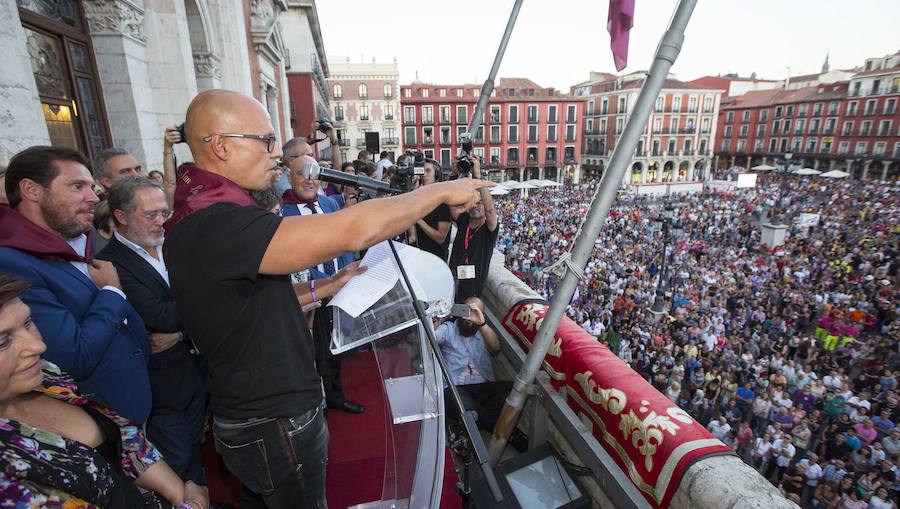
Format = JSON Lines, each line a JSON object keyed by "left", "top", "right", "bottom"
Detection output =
{"left": 97, "top": 176, "right": 207, "bottom": 487}
{"left": 0, "top": 146, "right": 152, "bottom": 423}
{"left": 281, "top": 154, "right": 362, "bottom": 414}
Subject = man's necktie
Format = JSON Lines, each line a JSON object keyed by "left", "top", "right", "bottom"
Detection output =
{"left": 305, "top": 202, "right": 337, "bottom": 276}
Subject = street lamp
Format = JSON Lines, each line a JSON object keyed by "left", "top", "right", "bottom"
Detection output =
{"left": 648, "top": 202, "right": 682, "bottom": 322}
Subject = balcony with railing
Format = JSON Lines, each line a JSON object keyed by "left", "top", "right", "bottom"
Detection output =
{"left": 544, "top": 156, "right": 557, "bottom": 166}
{"left": 820, "top": 146, "right": 832, "bottom": 154}
{"left": 525, "top": 156, "right": 538, "bottom": 166}
{"left": 422, "top": 136, "right": 435, "bottom": 145}
{"left": 683, "top": 149, "right": 695, "bottom": 156}
{"left": 356, "top": 138, "right": 367, "bottom": 147}
{"left": 824, "top": 127, "right": 835, "bottom": 135}
{"left": 422, "top": 117, "right": 434, "bottom": 125}
{"left": 527, "top": 115, "right": 538, "bottom": 123}
{"left": 879, "top": 127, "right": 892, "bottom": 136}
{"left": 651, "top": 149, "right": 662, "bottom": 156}
{"left": 383, "top": 137, "right": 399, "bottom": 146}
{"left": 864, "top": 107, "right": 876, "bottom": 116}
{"left": 439, "top": 116, "right": 451, "bottom": 125}
{"left": 384, "top": 114, "right": 394, "bottom": 121}
{"left": 506, "top": 158, "right": 520, "bottom": 167}
{"left": 337, "top": 138, "right": 350, "bottom": 147}
{"left": 861, "top": 128, "right": 871, "bottom": 136}
{"left": 403, "top": 117, "right": 416, "bottom": 125}
{"left": 698, "top": 149, "right": 710, "bottom": 155}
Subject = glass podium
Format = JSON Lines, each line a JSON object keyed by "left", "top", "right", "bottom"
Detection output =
{"left": 334, "top": 244, "right": 452, "bottom": 509}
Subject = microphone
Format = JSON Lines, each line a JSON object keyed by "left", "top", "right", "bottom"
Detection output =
{"left": 298, "top": 157, "right": 398, "bottom": 195}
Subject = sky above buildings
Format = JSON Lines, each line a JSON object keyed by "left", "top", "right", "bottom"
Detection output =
{"left": 317, "top": 0, "right": 900, "bottom": 90}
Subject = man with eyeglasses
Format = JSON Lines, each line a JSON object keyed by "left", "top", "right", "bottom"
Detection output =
{"left": 96, "top": 176, "right": 210, "bottom": 500}
{"left": 163, "top": 89, "right": 493, "bottom": 508}
{"left": 0, "top": 145, "right": 152, "bottom": 424}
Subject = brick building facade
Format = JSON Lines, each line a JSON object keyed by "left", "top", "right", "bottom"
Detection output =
{"left": 573, "top": 71, "right": 724, "bottom": 185}
{"left": 400, "top": 78, "right": 582, "bottom": 182}
{"left": 714, "top": 51, "right": 900, "bottom": 180}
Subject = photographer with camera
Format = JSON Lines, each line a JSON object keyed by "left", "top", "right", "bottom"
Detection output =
{"left": 162, "top": 125, "right": 185, "bottom": 202}
{"left": 449, "top": 155, "right": 498, "bottom": 303}
{"left": 163, "top": 90, "right": 493, "bottom": 507}
{"left": 411, "top": 158, "right": 452, "bottom": 261}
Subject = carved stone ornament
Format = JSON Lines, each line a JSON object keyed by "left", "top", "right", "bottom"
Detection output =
{"left": 193, "top": 52, "right": 223, "bottom": 80}
{"left": 82, "top": 0, "right": 147, "bottom": 43}
{"left": 249, "top": 0, "right": 275, "bottom": 29}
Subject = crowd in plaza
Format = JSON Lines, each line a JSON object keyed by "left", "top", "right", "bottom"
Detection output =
{"left": 496, "top": 174, "right": 900, "bottom": 508}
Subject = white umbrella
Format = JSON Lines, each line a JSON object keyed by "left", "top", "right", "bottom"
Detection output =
{"left": 505, "top": 181, "right": 538, "bottom": 189}
{"left": 820, "top": 170, "right": 850, "bottom": 179}
{"left": 539, "top": 179, "right": 563, "bottom": 187}
{"left": 751, "top": 164, "right": 777, "bottom": 171}
{"left": 793, "top": 168, "right": 822, "bottom": 175}
{"left": 489, "top": 188, "right": 510, "bottom": 195}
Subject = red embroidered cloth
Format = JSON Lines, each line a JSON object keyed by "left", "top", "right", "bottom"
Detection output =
{"left": 501, "top": 299, "right": 732, "bottom": 509}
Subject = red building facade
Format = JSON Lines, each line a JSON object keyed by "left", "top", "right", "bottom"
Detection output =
{"left": 399, "top": 78, "right": 582, "bottom": 182}
{"left": 714, "top": 63, "right": 900, "bottom": 180}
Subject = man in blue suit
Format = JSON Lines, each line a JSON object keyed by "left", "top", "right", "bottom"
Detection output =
{"left": 281, "top": 154, "right": 363, "bottom": 413}
{"left": 0, "top": 146, "right": 151, "bottom": 423}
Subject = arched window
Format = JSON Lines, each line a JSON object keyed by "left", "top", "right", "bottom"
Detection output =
{"left": 358, "top": 83, "right": 367, "bottom": 98}
{"left": 333, "top": 84, "right": 342, "bottom": 98}
{"left": 383, "top": 83, "right": 392, "bottom": 98}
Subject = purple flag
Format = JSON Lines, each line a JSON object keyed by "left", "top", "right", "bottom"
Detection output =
{"left": 607, "top": 0, "right": 635, "bottom": 71}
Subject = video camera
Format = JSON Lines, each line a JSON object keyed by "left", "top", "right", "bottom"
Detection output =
{"left": 391, "top": 149, "right": 426, "bottom": 193}
{"left": 457, "top": 132, "right": 474, "bottom": 177}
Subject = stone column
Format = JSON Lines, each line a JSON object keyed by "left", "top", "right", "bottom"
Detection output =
{"left": 881, "top": 164, "right": 888, "bottom": 180}
{"left": 0, "top": 0, "right": 51, "bottom": 163}
{"left": 83, "top": 0, "right": 155, "bottom": 165}
{"left": 518, "top": 168, "right": 524, "bottom": 181}
{"left": 641, "top": 165, "right": 647, "bottom": 184}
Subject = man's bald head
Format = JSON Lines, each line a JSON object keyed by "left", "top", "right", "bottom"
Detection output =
{"left": 183, "top": 89, "right": 282, "bottom": 191}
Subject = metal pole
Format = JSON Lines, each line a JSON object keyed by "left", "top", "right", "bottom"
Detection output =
{"left": 464, "top": 0, "right": 525, "bottom": 148}
{"left": 488, "top": 0, "right": 700, "bottom": 464}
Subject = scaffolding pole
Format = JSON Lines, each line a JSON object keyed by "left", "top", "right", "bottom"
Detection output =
{"left": 489, "top": 0, "right": 700, "bottom": 464}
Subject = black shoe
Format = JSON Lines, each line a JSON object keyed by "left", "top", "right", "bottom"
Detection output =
{"left": 328, "top": 400, "right": 365, "bottom": 414}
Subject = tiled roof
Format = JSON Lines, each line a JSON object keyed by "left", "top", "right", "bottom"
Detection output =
{"left": 721, "top": 84, "right": 849, "bottom": 110}
{"left": 852, "top": 64, "right": 900, "bottom": 78}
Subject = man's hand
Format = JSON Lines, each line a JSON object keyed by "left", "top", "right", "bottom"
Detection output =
{"left": 89, "top": 260, "right": 121, "bottom": 290}
{"left": 437, "top": 178, "right": 494, "bottom": 209}
{"left": 301, "top": 300, "right": 322, "bottom": 314}
{"left": 470, "top": 155, "right": 482, "bottom": 178}
{"left": 164, "top": 125, "right": 181, "bottom": 149}
{"left": 468, "top": 304, "right": 486, "bottom": 326}
{"left": 183, "top": 481, "right": 209, "bottom": 509}
{"left": 148, "top": 331, "right": 182, "bottom": 354}
{"left": 332, "top": 261, "right": 367, "bottom": 290}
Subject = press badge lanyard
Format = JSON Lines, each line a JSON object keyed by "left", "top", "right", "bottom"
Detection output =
{"left": 463, "top": 222, "right": 484, "bottom": 264}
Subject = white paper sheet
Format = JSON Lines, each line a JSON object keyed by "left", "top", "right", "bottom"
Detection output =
{"left": 328, "top": 240, "right": 408, "bottom": 318}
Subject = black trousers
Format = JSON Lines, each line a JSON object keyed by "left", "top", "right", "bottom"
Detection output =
{"left": 444, "top": 381, "right": 513, "bottom": 432}
{"left": 312, "top": 303, "right": 346, "bottom": 405}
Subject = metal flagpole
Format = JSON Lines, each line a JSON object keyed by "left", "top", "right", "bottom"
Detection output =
{"left": 488, "top": 0, "right": 700, "bottom": 464}
{"left": 465, "top": 0, "right": 524, "bottom": 154}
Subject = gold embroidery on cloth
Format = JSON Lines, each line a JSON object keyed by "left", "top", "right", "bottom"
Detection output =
{"left": 618, "top": 409, "right": 682, "bottom": 472}
{"left": 573, "top": 371, "right": 627, "bottom": 415}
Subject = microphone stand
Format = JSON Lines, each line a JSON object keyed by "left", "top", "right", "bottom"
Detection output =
{"left": 385, "top": 239, "right": 504, "bottom": 503}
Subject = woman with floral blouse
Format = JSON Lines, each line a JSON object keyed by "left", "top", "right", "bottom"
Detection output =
{"left": 0, "top": 274, "right": 207, "bottom": 508}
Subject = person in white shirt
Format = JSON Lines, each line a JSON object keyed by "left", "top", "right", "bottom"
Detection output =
{"left": 374, "top": 151, "right": 392, "bottom": 181}
{"left": 801, "top": 453, "right": 823, "bottom": 506}
{"left": 708, "top": 416, "right": 731, "bottom": 441}
{"left": 768, "top": 436, "right": 796, "bottom": 483}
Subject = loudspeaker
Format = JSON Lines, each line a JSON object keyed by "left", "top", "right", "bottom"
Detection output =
{"left": 365, "top": 132, "right": 380, "bottom": 154}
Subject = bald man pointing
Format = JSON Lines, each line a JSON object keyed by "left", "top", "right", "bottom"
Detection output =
{"left": 163, "top": 90, "right": 492, "bottom": 507}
